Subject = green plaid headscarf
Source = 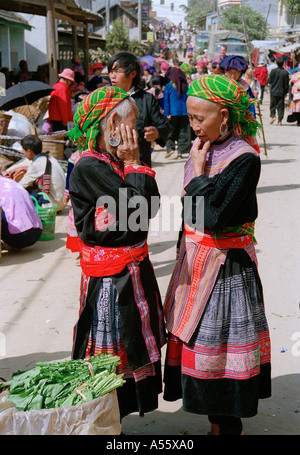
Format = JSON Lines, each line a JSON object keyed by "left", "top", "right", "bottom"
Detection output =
{"left": 67, "top": 86, "right": 130, "bottom": 151}
{"left": 180, "top": 63, "right": 193, "bottom": 77}
{"left": 187, "top": 74, "right": 261, "bottom": 140}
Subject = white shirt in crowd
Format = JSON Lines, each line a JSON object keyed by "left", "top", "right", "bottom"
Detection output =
{"left": 18, "top": 154, "right": 66, "bottom": 211}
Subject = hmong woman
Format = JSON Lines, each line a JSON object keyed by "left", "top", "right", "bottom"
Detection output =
{"left": 287, "top": 69, "right": 300, "bottom": 126}
{"left": 68, "top": 86, "right": 166, "bottom": 419}
{"left": 163, "top": 75, "right": 271, "bottom": 435}
{"left": 64, "top": 149, "right": 82, "bottom": 254}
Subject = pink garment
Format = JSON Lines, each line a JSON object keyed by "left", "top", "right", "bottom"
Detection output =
{"left": 0, "top": 176, "right": 42, "bottom": 234}
{"left": 291, "top": 72, "right": 300, "bottom": 97}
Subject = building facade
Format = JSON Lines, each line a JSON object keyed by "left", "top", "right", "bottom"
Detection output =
{"left": 0, "top": 10, "right": 31, "bottom": 71}
{"left": 150, "top": 0, "right": 188, "bottom": 26}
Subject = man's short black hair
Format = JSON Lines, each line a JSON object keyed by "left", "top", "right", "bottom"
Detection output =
{"left": 107, "top": 51, "right": 141, "bottom": 87}
{"left": 276, "top": 57, "right": 284, "bottom": 67}
{"left": 21, "top": 135, "right": 43, "bottom": 155}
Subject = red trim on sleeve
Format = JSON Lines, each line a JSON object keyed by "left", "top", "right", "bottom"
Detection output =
{"left": 124, "top": 164, "right": 156, "bottom": 178}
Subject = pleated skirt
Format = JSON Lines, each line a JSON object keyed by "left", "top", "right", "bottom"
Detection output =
{"left": 72, "top": 258, "right": 166, "bottom": 419}
{"left": 164, "top": 248, "right": 271, "bottom": 418}
{"left": 287, "top": 98, "right": 300, "bottom": 123}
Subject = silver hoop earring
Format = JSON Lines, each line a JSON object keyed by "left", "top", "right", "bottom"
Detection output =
{"left": 219, "top": 123, "right": 228, "bottom": 138}
{"left": 107, "top": 130, "right": 121, "bottom": 147}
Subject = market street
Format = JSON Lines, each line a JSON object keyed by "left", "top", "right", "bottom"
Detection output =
{"left": 0, "top": 91, "right": 299, "bottom": 435}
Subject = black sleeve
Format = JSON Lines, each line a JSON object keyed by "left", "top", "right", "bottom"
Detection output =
{"left": 65, "top": 161, "right": 74, "bottom": 191}
{"left": 148, "top": 93, "right": 169, "bottom": 147}
{"left": 285, "top": 73, "right": 290, "bottom": 95}
{"left": 268, "top": 69, "right": 274, "bottom": 85}
{"left": 183, "top": 153, "right": 261, "bottom": 232}
{"left": 69, "top": 158, "right": 160, "bottom": 247}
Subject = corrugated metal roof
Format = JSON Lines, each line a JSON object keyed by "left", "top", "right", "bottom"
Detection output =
{"left": 0, "top": 9, "right": 31, "bottom": 29}
{"left": 65, "top": 0, "right": 103, "bottom": 21}
{"left": 277, "top": 43, "right": 300, "bottom": 53}
{"left": 0, "top": 1, "right": 102, "bottom": 23}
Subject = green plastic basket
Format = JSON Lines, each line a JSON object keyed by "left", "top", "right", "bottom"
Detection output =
{"left": 31, "top": 192, "right": 57, "bottom": 241}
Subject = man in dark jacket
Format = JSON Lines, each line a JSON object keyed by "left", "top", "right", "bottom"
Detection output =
{"left": 107, "top": 51, "right": 169, "bottom": 167}
{"left": 268, "top": 58, "right": 290, "bottom": 125}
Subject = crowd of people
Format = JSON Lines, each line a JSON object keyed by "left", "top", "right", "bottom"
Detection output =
{"left": 0, "top": 42, "right": 299, "bottom": 435}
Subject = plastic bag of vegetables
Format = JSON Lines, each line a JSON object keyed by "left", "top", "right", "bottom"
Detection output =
{"left": 0, "top": 355, "right": 125, "bottom": 435}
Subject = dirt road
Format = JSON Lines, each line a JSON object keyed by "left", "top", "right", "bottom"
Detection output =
{"left": 0, "top": 93, "right": 299, "bottom": 435}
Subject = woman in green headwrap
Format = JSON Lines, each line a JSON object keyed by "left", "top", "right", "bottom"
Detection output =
{"left": 68, "top": 86, "right": 166, "bottom": 421}
{"left": 163, "top": 75, "right": 271, "bottom": 435}
{"left": 180, "top": 62, "right": 194, "bottom": 85}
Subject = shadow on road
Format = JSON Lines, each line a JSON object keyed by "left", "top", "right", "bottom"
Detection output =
{"left": 0, "top": 233, "right": 67, "bottom": 266}
{"left": 261, "top": 159, "right": 296, "bottom": 165}
{"left": 257, "top": 184, "right": 300, "bottom": 194}
{"left": 0, "top": 351, "right": 71, "bottom": 382}
{"left": 151, "top": 259, "right": 177, "bottom": 279}
{"left": 122, "top": 373, "right": 300, "bottom": 435}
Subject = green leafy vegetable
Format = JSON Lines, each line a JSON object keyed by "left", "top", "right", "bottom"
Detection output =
{"left": 0, "top": 355, "right": 125, "bottom": 411}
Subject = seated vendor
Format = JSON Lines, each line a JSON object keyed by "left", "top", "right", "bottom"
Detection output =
{"left": 5, "top": 135, "right": 66, "bottom": 212}
{"left": 0, "top": 172, "right": 42, "bottom": 249}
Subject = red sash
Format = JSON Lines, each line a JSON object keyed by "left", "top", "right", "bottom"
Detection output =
{"left": 80, "top": 241, "right": 148, "bottom": 277}
{"left": 184, "top": 224, "right": 253, "bottom": 249}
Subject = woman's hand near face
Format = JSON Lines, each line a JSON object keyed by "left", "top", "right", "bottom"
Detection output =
{"left": 144, "top": 126, "right": 159, "bottom": 142}
{"left": 117, "top": 123, "right": 140, "bottom": 166}
{"left": 190, "top": 137, "right": 211, "bottom": 176}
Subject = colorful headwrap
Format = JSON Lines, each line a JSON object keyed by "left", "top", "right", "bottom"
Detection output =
{"left": 160, "top": 61, "right": 169, "bottom": 71}
{"left": 67, "top": 86, "right": 130, "bottom": 151}
{"left": 88, "top": 62, "right": 103, "bottom": 76}
{"left": 180, "top": 63, "right": 193, "bottom": 76}
{"left": 166, "top": 66, "right": 188, "bottom": 98}
{"left": 219, "top": 55, "right": 248, "bottom": 74}
{"left": 187, "top": 74, "right": 261, "bottom": 140}
{"left": 196, "top": 60, "right": 206, "bottom": 68}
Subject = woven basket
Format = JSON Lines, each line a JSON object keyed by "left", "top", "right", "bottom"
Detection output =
{"left": 13, "top": 97, "right": 50, "bottom": 124}
{"left": 31, "top": 192, "right": 57, "bottom": 241}
{"left": 0, "top": 113, "right": 12, "bottom": 145}
{"left": 37, "top": 96, "right": 50, "bottom": 114}
{"left": 39, "top": 132, "right": 66, "bottom": 160}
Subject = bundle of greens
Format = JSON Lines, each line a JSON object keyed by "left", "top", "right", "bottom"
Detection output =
{"left": 0, "top": 355, "right": 125, "bottom": 411}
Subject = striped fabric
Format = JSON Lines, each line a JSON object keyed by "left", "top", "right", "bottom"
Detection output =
{"left": 288, "top": 99, "right": 300, "bottom": 115}
{"left": 66, "top": 151, "right": 81, "bottom": 253}
{"left": 181, "top": 335, "right": 270, "bottom": 380}
{"left": 38, "top": 154, "right": 52, "bottom": 194}
{"left": 182, "top": 134, "right": 258, "bottom": 196}
{"left": 128, "top": 262, "right": 162, "bottom": 365}
{"left": 187, "top": 75, "right": 261, "bottom": 142}
{"left": 38, "top": 174, "right": 51, "bottom": 194}
{"left": 164, "top": 236, "right": 256, "bottom": 342}
{"left": 180, "top": 262, "right": 271, "bottom": 381}
{"left": 181, "top": 63, "right": 193, "bottom": 76}
{"left": 74, "top": 270, "right": 159, "bottom": 382}
{"left": 165, "top": 135, "right": 259, "bottom": 343}
{"left": 67, "top": 86, "right": 130, "bottom": 151}
{"left": 165, "top": 254, "right": 270, "bottom": 381}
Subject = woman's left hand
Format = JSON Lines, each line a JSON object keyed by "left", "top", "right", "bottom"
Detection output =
{"left": 117, "top": 123, "right": 140, "bottom": 166}
{"left": 190, "top": 137, "right": 211, "bottom": 177}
